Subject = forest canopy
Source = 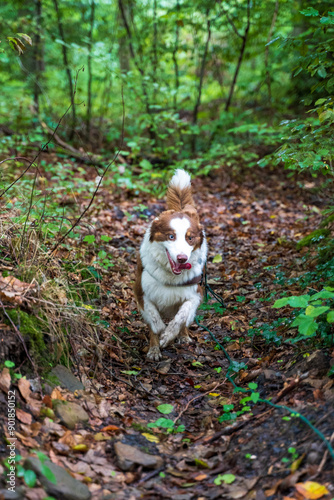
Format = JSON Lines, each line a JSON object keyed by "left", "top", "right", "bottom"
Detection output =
{"left": 1, "top": 0, "right": 333, "bottom": 176}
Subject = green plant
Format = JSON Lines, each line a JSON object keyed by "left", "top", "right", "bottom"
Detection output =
{"left": 273, "top": 287, "right": 334, "bottom": 344}
{"left": 3, "top": 360, "right": 22, "bottom": 380}
{"left": 218, "top": 383, "right": 259, "bottom": 423}
{"left": 214, "top": 473, "right": 236, "bottom": 485}
{"left": 147, "top": 418, "right": 185, "bottom": 434}
{"left": 4, "top": 451, "right": 56, "bottom": 489}
{"left": 281, "top": 446, "right": 298, "bottom": 464}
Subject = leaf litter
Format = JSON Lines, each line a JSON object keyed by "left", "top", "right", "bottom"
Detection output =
{"left": 0, "top": 161, "right": 333, "bottom": 499}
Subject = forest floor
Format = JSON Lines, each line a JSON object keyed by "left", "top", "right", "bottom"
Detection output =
{"left": 0, "top": 158, "right": 334, "bottom": 500}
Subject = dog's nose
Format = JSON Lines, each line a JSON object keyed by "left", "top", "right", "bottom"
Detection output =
{"left": 177, "top": 254, "right": 188, "bottom": 264}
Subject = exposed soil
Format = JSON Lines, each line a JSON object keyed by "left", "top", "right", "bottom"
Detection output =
{"left": 1, "top": 161, "right": 333, "bottom": 499}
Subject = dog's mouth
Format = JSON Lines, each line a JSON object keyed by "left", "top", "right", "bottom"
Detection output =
{"left": 166, "top": 250, "right": 192, "bottom": 275}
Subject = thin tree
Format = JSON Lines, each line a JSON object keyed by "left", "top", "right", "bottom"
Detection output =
{"left": 86, "top": 0, "right": 95, "bottom": 141}
{"left": 224, "top": 0, "right": 251, "bottom": 111}
{"left": 33, "top": 0, "right": 43, "bottom": 114}
{"left": 172, "top": 0, "right": 180, "bottom": 111}
{"left": 52, "top": 0, "right": 76, "bottom": 137}
{"left": 191, "top": 10, "right": 211, "bottom": 154}
{"left": 118, "top": 0, "right": 155, "bottom": 140}
{"left": 265, "top": 0, "right": 279, "bottom": 105}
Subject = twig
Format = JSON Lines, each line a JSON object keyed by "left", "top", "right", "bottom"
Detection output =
{"left": 173, "top": 381, "right": 223, "bottom": 424}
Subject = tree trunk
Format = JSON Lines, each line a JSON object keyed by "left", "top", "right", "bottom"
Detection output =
{"left": 191, "top": 13, "right": 211, "bottom": 154}
{"left": 172, "top": 0, "right": 180, "bottom": 111}
{"left": 52, "top": 0, "right": 76, "bottom": 138}
{"left": 86, "top": 0, "right": 95, "bottom": 141}
{"left": 33, "top": 0, "right": 43, "bottom": 114}
{"left": 265, "top": 0, "right": 279, "bottom": 105}
{"left": 225, "top": 0, "right": 251, "bottom": 112}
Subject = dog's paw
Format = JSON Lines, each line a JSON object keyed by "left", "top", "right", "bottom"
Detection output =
{"left": 178, "top": 334, "right": 193, "bottom": 344}
{"left": 159, "top": 329, "right": 176, "bottom": 348}
{"left": 147, "top": 346, "right": 162, "bottom": 361}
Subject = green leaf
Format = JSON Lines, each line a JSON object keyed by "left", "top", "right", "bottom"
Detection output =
{"left": 300, "top": 7, "right": 319, "bottom": 16}
{"left": 214, "top": 473, "right": 236, "bottom": 485}
{"left": 84, "top": 234, "right": 95, "bottom": 244}
{"left": 305, "top": 306, "right": 329, "bottom": 318}
{"left": 24, "top": 469, "right": 37, "bottom": 487}
{"left": 157, "top": 404, "right": 174, "bottom": 415}
{"left": 250, "top": 392, "right": 260, "bottom": 404}
{"left": 41, "top": 465, "right": 57, "bottom": 484}
{"left": 287, "top": 295, "right": 310, "bottom": 308}
{"left": 4, "top": 360, "right": 15, "bottom": 368}
{"left": 291, "top": 315, "right": 318, "bottom": 336}
{"left": 273, "top": 297, "right": 290, "bottom": 308}
{"left": 223, "top": 404, "right": 234, "bottom": 412}
{"left": 121, "top": 370, "right": 140, "bottom": 375}
{"left": 311, "top": 290, "right": 334, "bottom": 300}
{"left": 148, "top": 418, "right": 174, "bottom": 428}
{"left": 327, "top": 311, "right": 334, "bottom": 323}
{"left": 248, "top": 382, "right": 258, "bottom": 390}
{"left": 101, "top": 235, "right": 111, "bottom": 242}
{"left": 212, "top": 255, "right": 222, "bottom": 263}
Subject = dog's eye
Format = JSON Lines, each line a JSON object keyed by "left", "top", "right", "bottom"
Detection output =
{"left": 168, "top": 234, "right": 175, "bottom": 240}
{"left": 188, "top": 236, "right": 193, "bottom": 241}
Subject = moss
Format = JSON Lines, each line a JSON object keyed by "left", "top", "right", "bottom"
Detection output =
{"left": 6, "top": 309, "right": 46, "bottom": 360}
{"left": 297, "top": 228, "right": 330, "bottom": 249}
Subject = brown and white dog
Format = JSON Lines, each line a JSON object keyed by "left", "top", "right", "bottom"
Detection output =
{"left": 134, "top": 169, "right": 207, "bottom": 360}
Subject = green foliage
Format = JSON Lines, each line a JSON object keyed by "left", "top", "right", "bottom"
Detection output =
{"left": 156, "top": 404, "right": 174, "bottom": 415}
{"left": 273, "top": 287, "right": 334, "bottom": 344}
{"left": 214, "top": 473, "right": 236, "bottom": 486}
{"left": 147, "top": 417, "right": 185, "bottom": 434}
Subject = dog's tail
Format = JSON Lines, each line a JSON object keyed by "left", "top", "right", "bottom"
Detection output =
{"left": 167, "top": 169, "right": 194, "bottom": 211}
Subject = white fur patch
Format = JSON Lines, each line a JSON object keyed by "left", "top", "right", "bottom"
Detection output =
{"left": 169, "top": 169, "right": 191, "bottom": 190}
{"left": 165, "top": 217, "right": 192, "bottom": 263}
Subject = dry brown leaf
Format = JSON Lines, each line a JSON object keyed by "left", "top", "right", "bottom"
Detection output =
{"left": 18, "top": 377, "right": 31, "bottom": 402}
{"left": 16, "top": 408, "right": 32, "bottom": 425}
{"left": 50, "top": 387, "right": 66, "bottom": 400}
{"left": 15, "top": 431, "right": 39, "bottom": 448}
{"left": 0, "top": 273, "right": 36, "bottom": 304}
{"left": 0, "top": 367, "right": 11, "bottom": 393}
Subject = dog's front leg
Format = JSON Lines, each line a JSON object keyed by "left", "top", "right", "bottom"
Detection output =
{"left": 141, "top": 298, "right": 165, "bottom": 361}
{"left": 160, "top": 298, "right": 200, "bottom": 348}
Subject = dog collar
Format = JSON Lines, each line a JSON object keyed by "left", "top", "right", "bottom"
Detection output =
{"left": 170, "top": 274, "right": 203, "bottom": 287}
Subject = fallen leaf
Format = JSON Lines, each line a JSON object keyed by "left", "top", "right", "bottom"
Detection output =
{"left": 0, "top": 367, "right": 11, "bottom": 393}
{"left": 194, "top": 473, "right": 208, "bottom": 481}
{"left": 295, "top": 481, "right": 329, "bottom": 499}
{"left": 18, "top": 377, "right": 31, "bottom": 402}
{"left": 142, "top": 433, "right": 159, "bottom": 443}
{"left": 50, "top": 387, "right": 66, "bottom": 400}
{"left": 101, "top": 424, "right": 120, "bottom": 432}
{"left": 16, "top": 408, "right": 32, "bottom": 425}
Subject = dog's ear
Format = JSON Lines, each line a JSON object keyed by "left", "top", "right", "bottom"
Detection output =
{"left": 183, "top": 204, "right": 199, "bottom": 221}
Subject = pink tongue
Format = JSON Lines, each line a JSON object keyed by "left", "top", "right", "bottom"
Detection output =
{"left": 179, "top": 262, "right": 192, "bottom": 270}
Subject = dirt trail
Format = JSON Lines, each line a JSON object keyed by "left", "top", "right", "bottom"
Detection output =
{"left": 1, "top": 165, "right": 333, "bottom": 499}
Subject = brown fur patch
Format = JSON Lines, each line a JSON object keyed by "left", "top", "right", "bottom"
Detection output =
{"left": 150, "top": 210, "right": 203, "bottom": 250}
{"left": 167, "top": 185, "right": 194, "bottom": 211}
{"left": 133, "top": 253, "right": 144, "bottom": 309}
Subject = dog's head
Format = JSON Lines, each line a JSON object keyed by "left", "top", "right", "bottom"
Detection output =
{"left": 149, "top": 208, "right": 203, "bottom": 275}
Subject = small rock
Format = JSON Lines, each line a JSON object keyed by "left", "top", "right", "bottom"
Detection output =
{"left": 24, "top": 457, "right": 91, "bottom": 500}
{"left": 288, "top": 350, "right": 330, "bottom": 377}
{"left": 114, "top": 441, "right": 163, "bottom": 471}
{"left": 0, "top": 488, "right": 25, "bottom": 500}
{"left": 263, "top": 369, "right": 281, "bottom": 381}
{"left": 307, "top": 451, "right": 319, "bottom": 464}
{"left": 54, "top": 401, "right": 89, "bottom": 430}
{"left": 51, "top": 365, "right": 84, "bottom": 392}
